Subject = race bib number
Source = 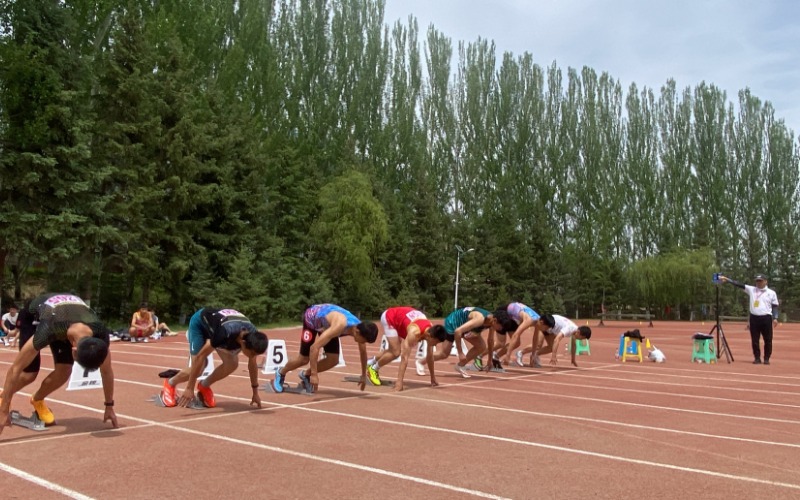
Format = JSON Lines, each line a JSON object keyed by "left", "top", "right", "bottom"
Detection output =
{"left": 302, "top": 329, "right": 314, "bottom": 343}
{"left": 218, "top": 308, "right": 244, "bottom": 317}
{"left": 405, "top": 310, "right": 427, "bottom": 322}
{"left": 45, "top": 295, "right": 86, "bottom": 307}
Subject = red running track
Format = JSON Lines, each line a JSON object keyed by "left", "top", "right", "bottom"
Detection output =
{"left": 1, "top": 320, "right": 799, "bottom": 499}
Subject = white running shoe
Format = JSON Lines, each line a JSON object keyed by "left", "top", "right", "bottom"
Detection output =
{"left": 415, "top": 359, "right": 426, "bottom": 376}
{"left": 532, "top": 354, "right": 542, "bottom": 368}
{"left": 515, "top": 350, "right": 524, "bottom": 367}
{"left": 454, "top": 364, "right": 472, "bottom": 378}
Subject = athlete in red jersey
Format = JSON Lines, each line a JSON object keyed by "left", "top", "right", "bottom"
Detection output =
{"left": 366, "top": 307, "right": 446, "bottom": 392}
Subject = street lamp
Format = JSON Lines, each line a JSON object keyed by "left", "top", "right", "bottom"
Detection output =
{"left": 454, "top": 245, "right": 475, "bottom": 310}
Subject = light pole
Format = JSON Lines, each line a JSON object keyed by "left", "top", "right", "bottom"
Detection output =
{"left": 454, "top": 245, "right": 475, "bottom": 310}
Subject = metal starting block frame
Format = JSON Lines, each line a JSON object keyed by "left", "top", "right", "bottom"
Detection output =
{"left": 147, "top": 394, "right": 208, "bottom": 409}
{"left": 342, "top": 375, "right": 395, "bottom": 387}
{"left": 10, "top": 410, "right": 48, "bottom": 431}
{"left": 261, "top": 382, "right": 314, "bottom": 395}
{"left": 464, "top": 363, "right": 506, "bottom": 373}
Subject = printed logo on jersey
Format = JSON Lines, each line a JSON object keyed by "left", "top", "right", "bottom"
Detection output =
{"left": 218, "top": 309, "right": 244, "bottom": 317}
{"left": 405, "top": 310, "right": 427, "bottom": 322}
{"left": 44, "top": 295, "right": 87, "bottom": 307}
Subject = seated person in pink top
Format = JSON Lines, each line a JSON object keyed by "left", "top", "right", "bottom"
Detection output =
{"left": 128, "top": 302, "right": 155, "bottom": 342}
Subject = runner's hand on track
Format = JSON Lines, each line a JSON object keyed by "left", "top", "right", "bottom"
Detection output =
{"left": 250, "top": 392, "right": 262, "bottom": 408}
{"left": 309, "top": 373, "right": 319, "bottom": 392}
{"left": 358, "top": 376, "right": 366, "bottom": 391}
{"left": 103, "top": 407, "right": 119, "bottom": 428}
{"left": 178, "top": 388, "right": 194, "bottom": 407}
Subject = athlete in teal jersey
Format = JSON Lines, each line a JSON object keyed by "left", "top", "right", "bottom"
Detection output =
{"left": 416, "top": 307, "right": 516, "bottom": 378}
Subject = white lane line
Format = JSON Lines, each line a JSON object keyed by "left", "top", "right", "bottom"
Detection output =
{"left": 4, "top": 400, "right": 507, "bottom": 500}
{"left": 0, "top": 461, "right": 95, "bottom": 500}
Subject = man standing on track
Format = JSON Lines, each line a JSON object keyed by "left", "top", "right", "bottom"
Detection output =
{"left": 367, "top": 306, "right": 446, "bottom": 391}
{"left": 160, "top": 307, "right": 268, "bottom": 408}
{"left": 0, "top": 293, "right": 116, "bottom": 433}
{"left": 272, "top": 304, "right": 378, "bottom": 393}
{"left": 719, "top": 274, "right": 779, "bottom": 365}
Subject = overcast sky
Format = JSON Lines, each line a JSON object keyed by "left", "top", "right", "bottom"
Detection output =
{"left": 383, "top": 0, "right": 800, "bottom": 135}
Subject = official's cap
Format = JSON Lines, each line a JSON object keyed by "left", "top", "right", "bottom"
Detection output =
{"left": 754, "top": 274, "right": 767, "bottom": 281}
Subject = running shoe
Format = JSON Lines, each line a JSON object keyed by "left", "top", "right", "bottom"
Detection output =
{"left": 195, "top": 382, "right": 216, "bottom": 408}
{"left": 515, "top": 350, "right": 524, "bottom": 367}
{"left": 473, "top": 357, "right": 484, "bottom": 370}
{"left": 366, "top": 364, "right": 382, "bottom": 386}
{"left": 272, "top": 367, "right": 285, "bottom": 393}
{"left": 415, "top": 358, "right": 426, "bottom": 376}
{"left": 532, "top": 354, "right": 542, "bottom": 368}
{"left": 454, "top": 364, "right": 472, "bottom": 379}
{"left": 298, "top": 370, "right": 314, "bottom": 393}
{"left": 491, "top": 358, "right": 503, "bottom": 370}
{"left": 161, "top": 379, "right": 178, "bottom": 407}
{"left": 30, "top": 397, "right": 56, "bottom": 425}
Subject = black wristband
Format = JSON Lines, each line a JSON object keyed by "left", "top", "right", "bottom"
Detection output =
{"left": 251, "top": 384, "right": 259, "bottom": 388}
{"left": 104, "top": 401, "right": 114, "bottom": 407}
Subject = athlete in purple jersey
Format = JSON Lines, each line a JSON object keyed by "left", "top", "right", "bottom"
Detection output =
{"left": 273, "top": 304, "right": 378, "bottom": 393}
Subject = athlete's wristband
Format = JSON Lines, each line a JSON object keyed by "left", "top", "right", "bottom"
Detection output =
{"left": 104, "top": 401, "right": 114, "bottom": 407}
{"left": 251, "top": 384, "right": 259, "bottom": 389}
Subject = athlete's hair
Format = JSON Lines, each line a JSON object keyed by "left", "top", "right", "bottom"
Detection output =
{"left": 541, "top": 314, "right": 556, "bottom": 328}
{"left": 139, "top": 301, "right": 148, "bottom": 309}
{"left": 428, "top": 324, "right": 447, "bottom": 342}
{"left": 492, "top": 309, "right": 517, "bottom": 334}
{"left": 357, "top": 322, "right": 379, "bottom": 343}
{"left": 76, "top": 336, "right": 109, "bottom": 371}
{"left": 244, "top": 330, "right": 269, "bottom": 354}
{"left": 578, "top": 326, "right": 592, "bottom": 339}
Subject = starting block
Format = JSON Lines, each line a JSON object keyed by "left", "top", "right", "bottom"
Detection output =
{"left": 343, "top": 375, "right": 395, "bottom": 388}
{"left": 10, "top": 410, "right": 48, "bottom": 431}
{"left": 147, "top": 394, "right": 208, "bottom": 409}
{"left": 261, "top": 382, "right": 314, "bottom": 395}
{"left": 464, "top": 363, "right": 506, "bottom": 373}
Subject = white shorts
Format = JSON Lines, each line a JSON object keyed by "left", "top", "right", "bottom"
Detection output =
{"left": 380, "top": 311, "right": 399, "bottom": 338}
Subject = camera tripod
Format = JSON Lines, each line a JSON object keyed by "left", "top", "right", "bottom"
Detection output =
{"left": 709, "top": 285, "right": 734, "bottom": 363}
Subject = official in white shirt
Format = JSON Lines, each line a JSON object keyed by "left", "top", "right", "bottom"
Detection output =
{"left": 719, "top": 274, "right": 779, "bottom": 365}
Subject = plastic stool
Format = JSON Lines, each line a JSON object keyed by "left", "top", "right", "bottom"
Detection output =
{"left": 620, "top": 336, "right": 642, "bottom": 363}
{"left": 691, "top": 337, "right": 717, "bottom": 364}
{"left": 568, "top": 338, "right": 591, "bottom": 355}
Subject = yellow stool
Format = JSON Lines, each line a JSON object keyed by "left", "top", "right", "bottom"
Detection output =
{"left": 621, "top": 337, "right": 642, "bottom": 363}
{"left": 691, "top": 337, "right": 717, "bottom": 363}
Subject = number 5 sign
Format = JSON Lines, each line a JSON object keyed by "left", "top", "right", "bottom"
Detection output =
{"left": 262, "top": 339, "right": 288, "bottom": 373}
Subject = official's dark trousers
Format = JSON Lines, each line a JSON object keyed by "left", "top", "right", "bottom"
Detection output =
{"left": 749, "top": 314, "right": 773, "bottom": 361}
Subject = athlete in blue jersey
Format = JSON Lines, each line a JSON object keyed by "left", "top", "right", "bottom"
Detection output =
{"left": 273, "top": 304, "right": 378, "bottom": 393}
{"left": 492, "top": 302, "right": 540, "bottom": 366}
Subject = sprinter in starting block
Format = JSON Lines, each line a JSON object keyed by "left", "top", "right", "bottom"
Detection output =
{"left": 272, "top": 304, "right": 378, "bottom": 394}
{"left": 159, "top": 307, "right": 268, "bottom": 409}
{"left": 0, "top": 293, "right": 116, "bottom": 436}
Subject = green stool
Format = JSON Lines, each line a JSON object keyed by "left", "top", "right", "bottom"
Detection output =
{"left": 691, "top": 336, "right": 716, "bottom": 364}
{"left": 569, "top": 338, "right": 591, "bottom": 355}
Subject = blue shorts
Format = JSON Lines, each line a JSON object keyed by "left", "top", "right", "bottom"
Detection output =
{"left": 186, "top": 309, "right": 207, "bottom": 356}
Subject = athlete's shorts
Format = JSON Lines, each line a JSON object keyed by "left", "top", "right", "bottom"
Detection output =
{"left": 20, "top": 328, "right": 74, "bottom": 374}
{"left": 380, "top": 311, "right": 399, "bottom": 338}
{"left": 186, "top": 309, "right": 207, "bottom": 356}
{"left": 299, "top": 321, "right": 341, "bottom": 358}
